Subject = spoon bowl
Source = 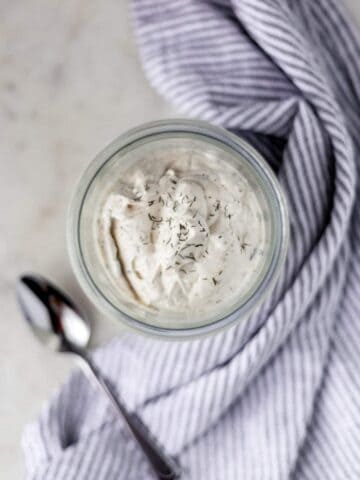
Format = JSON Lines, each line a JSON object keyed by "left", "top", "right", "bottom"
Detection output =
{"left": 16, "top": 274, "right": 90, "bottom": 352}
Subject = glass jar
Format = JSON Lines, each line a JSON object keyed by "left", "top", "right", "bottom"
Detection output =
{"left": 67, "top": 119, "right": 288, "bottom": 339}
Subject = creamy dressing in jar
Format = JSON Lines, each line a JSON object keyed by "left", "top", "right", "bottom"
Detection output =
{"left": 96, "top": 151, "right": 268, "bottom": 315}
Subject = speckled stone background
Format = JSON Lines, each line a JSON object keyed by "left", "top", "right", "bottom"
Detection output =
{"left": 1, "top": 1, "right": 359, "bottom": 477}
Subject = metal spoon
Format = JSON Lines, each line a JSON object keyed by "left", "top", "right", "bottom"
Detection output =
{"left": 16, "top": 274, "right": 180, "bottom": 480}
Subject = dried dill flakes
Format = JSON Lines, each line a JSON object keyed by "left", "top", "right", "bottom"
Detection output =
{"left": 189, "top": 195, "right": 197, "bottom": 207}
{"left": 212, "top": 277, "right": 218, "bottom": 286}
{"left": 249, "top": 248, "right": 258, "bottom": 261}
{"left": 180, "top": 243, "right": 196, "bottom": 252}
{"left": 238, "top": 234, "right": 250, "bottom": 252}
{"left": 240, "top": 242, "right": 250, "bottom": 253}
{"left": 196, "top": 220, "right": 206, "bottom": 233}
{"left": 177, "top": 232, "right": 188, "bottom": 242}
{"left": 148, "top": 213, "right": 163, "bottom": 223}
{"left": 148, "top": 200, "right": 155, "bottom": 206}
{"left": 224, "top": 205, "right": 232, "bottom": 220}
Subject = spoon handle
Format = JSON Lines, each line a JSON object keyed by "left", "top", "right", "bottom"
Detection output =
{"left": 78, "top": 351, "right": 181, "bottom": 480}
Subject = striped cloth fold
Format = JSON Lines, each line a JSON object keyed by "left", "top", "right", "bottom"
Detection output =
{"left": 23, "top": 0, "right": 360, "bottom": 478}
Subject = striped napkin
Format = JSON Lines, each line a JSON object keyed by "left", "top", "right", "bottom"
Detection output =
{"left": 23, "top": 1, "right": 360, "bottom": 478}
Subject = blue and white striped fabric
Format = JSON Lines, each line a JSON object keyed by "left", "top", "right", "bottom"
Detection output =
{"left": 23, "top": 0, "right": 360, "bottom": 478}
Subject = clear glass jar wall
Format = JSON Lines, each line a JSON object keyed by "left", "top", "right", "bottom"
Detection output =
{"left": 67, "top": 120, "right": 289, "bottom": 339}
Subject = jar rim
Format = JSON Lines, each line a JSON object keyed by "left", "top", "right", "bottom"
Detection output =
{"left": 67, "top": 119, "right": 289, "bottom": 339}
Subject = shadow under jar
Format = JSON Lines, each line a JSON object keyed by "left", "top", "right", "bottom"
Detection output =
{"left": 67, "top": 119, "right": 289, "bottom": 339}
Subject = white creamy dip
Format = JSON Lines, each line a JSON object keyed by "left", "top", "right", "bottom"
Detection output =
{"left": 96, "top": 153, "right": 268, "bottom": 314}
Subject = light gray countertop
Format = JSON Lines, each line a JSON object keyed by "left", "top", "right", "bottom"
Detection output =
{"left": 1, "top": 1, "right": 359, "bottom": 478}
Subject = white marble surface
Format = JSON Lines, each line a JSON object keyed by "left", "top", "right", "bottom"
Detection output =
{"left": 1, "top": 1, "right": 359, "bottom": 478}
